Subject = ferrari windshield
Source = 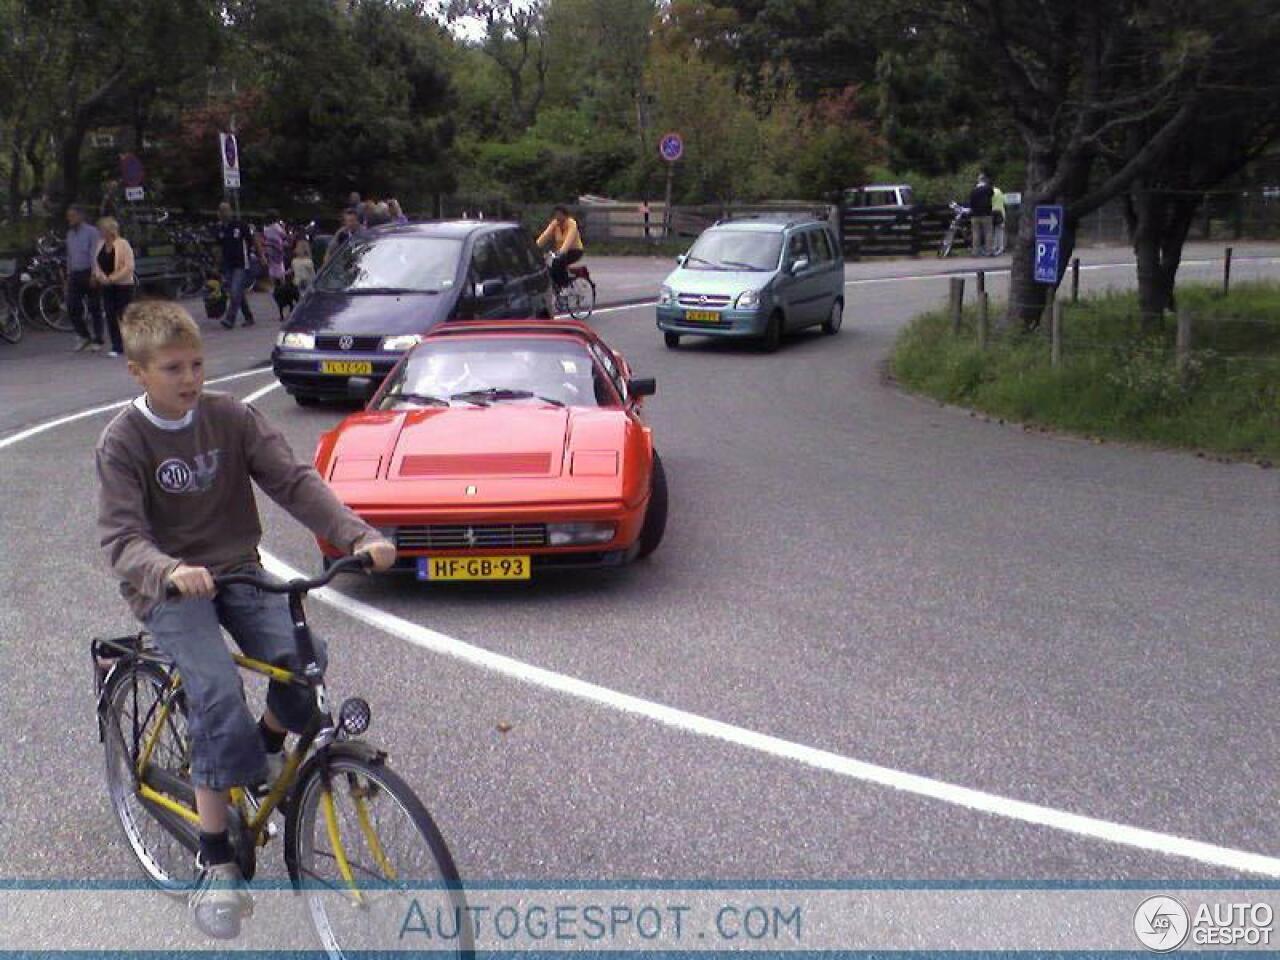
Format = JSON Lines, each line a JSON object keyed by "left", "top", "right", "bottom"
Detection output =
{"left": 684, "top": 230, "right": 783, "bottom": 271}
{"left": 315, "top": 235, "right": 463, "bottom": 293}
{"left": 378, "top": 337, "right": 618, "bottom": 409}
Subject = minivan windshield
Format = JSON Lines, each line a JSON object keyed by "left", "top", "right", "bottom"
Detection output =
{"left": 684, "top": 230, "right": 782, "bottom": 271}
{"left": 315, "top": 235, "right": 463, "bottom": 294}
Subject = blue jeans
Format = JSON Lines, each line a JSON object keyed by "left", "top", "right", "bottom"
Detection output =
{"left": 144, "top": 565, "right": 327, "bottom": 790}
{"left": 222, "top": 266, "right": 256, "bottom": 326}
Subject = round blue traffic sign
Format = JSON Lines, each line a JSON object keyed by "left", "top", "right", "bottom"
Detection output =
{"left": 119, "top": 153, "right": 144, "bottom": 188}
{"left": 659, "top": 132, "right": 683, "bottom": 163}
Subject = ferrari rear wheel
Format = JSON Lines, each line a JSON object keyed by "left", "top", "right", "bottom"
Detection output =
{"left": 636, "top": 452, "right": 667, "bottom": 559}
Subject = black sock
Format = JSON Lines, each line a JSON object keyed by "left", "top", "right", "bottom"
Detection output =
{"left": 258, "top": 717, "right": 286, "bottom": 754}
{"left": 199, "top": 830, "right": 233, "bottom": 867}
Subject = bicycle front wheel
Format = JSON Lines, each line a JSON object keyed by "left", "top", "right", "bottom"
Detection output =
{"left": 39, "top": 284, "right": 72, "bottom": 331}
{"left": 286, "top": 751, "right": 473, "bottom": 959}
{"left": 0, "top": 296, "right": 21, "bottom": 343}
{"left": 101, "top": 659, "right": 194, "bottom": 893}
{"left": 567, "top": 276, "right": 595, "bottom": 320}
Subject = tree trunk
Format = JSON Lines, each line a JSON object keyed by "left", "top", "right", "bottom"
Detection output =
{"left": 7, "top": 127, "right": 23, "bottom": 223}
{"left": 1132, "top": 189, "right": 1200, "bottom": 332}
{"left": 1005, "top": 152, "right": 1056, "bottom": 329}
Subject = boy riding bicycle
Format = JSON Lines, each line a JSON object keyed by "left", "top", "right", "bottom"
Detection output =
{"left": 95, "top": 299, "right": 395, "bottom": 939}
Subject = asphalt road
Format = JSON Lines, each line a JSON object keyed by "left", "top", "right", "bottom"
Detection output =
{"left": 1, "top": 245, "right": 1278, "bottom": 923}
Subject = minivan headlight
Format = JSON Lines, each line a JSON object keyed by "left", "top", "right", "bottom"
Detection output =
{"left": 277, "top": 331, "right": 315, "bottom": 349}
{"left": 736, "top": 289, "right": 761, "bottom": 309}
{"left": 658, "top": 285, "right": 674, "bottom": 306}
{"left": 381, "top": 334, "right": 423, "bottom": 352}
{"left": 546, "top": 522, "right": 616, "bottom": 546}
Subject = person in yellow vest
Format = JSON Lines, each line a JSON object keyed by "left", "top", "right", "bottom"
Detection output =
{"left": 536, "top": 204, "right": 584, "bottom": 289}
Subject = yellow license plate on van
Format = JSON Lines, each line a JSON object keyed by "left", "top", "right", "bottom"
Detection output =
{"left": 320, "top": 360, "right": 373, "bottom": 375}
{"left": 418, "top": 556, "right": 531, "bottom": 581}
{"left": 685, "top": 309, "right": 719, "bottom": 323}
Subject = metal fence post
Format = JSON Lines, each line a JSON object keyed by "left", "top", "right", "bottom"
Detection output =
{"left": 949, "top": 277, "right": 965, "bottom": 333}
{"left": 977, "top": 292, "right": 989, "bottom": 350}
{"left": 1071, "top": 257, "right": 1080, "bottom": 303}
{"left": 976, "top": 270, "right": 985, "bottom": 300}
{"left": 1176, "top": 302, "right": 1192, "bottom": 376}
{"left": 1223, "top": 246, "right": 1232, "bottom": 296}
{"left": 1051, "top": 300, "right": 1063, "bottom": 368}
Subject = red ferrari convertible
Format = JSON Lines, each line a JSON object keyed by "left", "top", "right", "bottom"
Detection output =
{"left": 314, "top": 320, "right": 667, "bottom": 580}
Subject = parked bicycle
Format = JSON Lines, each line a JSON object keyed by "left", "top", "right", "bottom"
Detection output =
{"left": 19, "top": 238, "right": 72, "bottom": 331}
{"left": 547, "top": 252, "right": 596, "bottom": 320}
{"left": 938, "top": 201, "right": 972, "bottom": 258}
{"left": 93, "top": 555, "right": 473, "bottom": 957}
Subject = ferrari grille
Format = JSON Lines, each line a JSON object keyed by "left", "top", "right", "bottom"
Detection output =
{"left": 396, "top": 523, "right": 548, "bottom": 550}
{"left": 399, "top": 452, "right": 553, "bottom": 477}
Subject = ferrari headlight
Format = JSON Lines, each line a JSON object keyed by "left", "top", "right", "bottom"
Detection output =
{"left": 658, "top": 285, "right": 674, "bottom": 306}
{"left": 381, "top": 334, "right": 423, "bottom": 352}
{"left": 735, "top": 289, "right": 761, "bottom": 309}
{"left": 277, "top": 331, "right": 315, "bottom": 349}
{"left": 546, "top": 522, "right": 616, "bottom": 546}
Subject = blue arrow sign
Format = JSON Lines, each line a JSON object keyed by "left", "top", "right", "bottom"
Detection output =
{"left": 1034, "top": 238, "right": 1060, "bottom": 284}
{"left": 1034, "top": 204, "right": 1063, "bottom": 239}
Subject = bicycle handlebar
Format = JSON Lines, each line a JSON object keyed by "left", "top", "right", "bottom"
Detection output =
{"left": 164, "top": 554, "right": 373, "bottom": 599}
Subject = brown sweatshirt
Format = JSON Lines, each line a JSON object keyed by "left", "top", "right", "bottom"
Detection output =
{"left": 97, "top": 390, "right": 379, "bottom": 619}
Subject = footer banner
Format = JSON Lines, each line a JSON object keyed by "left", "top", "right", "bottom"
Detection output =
{"left": 2, "top": 884, "right": 1278, "bottom": 953}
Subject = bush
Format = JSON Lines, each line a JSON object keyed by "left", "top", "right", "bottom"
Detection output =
{"left": 890, "top": 283, "right": 1280, "bottom": 460}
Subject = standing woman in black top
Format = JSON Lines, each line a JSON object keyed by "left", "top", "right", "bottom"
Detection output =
{"left": 92, "top": 217, "right": 136, "bottom": 357}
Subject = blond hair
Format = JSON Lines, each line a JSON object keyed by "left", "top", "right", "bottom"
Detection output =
{"left": 98, "top": 216, "right": 120, "bottom": 236}
{"left": 121, "top": 299, "right": 202, "bottom": 366}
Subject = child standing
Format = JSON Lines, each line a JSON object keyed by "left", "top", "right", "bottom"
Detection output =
{"left": 95, "top": 300, "right": 395, "bottom": 938}
{"left": 291, "top": 238, "right": 316, "bottom": 292}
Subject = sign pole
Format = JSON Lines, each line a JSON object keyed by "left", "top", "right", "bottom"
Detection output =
{"left": 657, "top": 131, "right": 684, "bottom": 240}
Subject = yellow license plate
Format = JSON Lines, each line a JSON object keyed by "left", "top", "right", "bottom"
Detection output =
{"left": 685, "top": 309, "right": 720, "bottom": 323}
{"left": 418, "top": 556, "right": 531, "bottom": 581}
{"left": 320, "top": 360, "right": 373, "bottom": 375}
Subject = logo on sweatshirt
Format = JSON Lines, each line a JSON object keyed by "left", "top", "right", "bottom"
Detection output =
{"left": 155, "top": 451, "right": 221, "bottom": 494}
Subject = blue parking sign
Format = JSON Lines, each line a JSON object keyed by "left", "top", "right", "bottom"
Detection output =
{"left": 1035, "top": 238, "right": 1060, "bottom": 284}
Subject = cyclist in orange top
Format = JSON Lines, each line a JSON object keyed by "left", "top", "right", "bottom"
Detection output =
{"left": 536, "top": 204, "right": 584, "bottom": 290}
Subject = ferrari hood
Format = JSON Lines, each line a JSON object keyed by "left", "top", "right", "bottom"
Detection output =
{"left": 388, "top": 406, "right": 569, "bottom": 479}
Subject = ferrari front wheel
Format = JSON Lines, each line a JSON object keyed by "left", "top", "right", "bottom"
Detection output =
{"left": 636, "top": 452, "right": 668, "bottom": 559}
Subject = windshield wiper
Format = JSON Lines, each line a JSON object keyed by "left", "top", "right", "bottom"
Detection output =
{"left": 383, "top": 391, "right": 449, "bottom": 407}
{"left": 685, "top": 255, "right": 725, "bottom": 270}
{"left": 347, "top": 286, "right": 431, "bottom": 295}
{"left": 719, "top": 260, "right": 762, "bottom": 271}
{"left": 450, "top": 388, "right": 565, "bottom": 407}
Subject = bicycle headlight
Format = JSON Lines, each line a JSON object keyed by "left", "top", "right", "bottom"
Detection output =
{"left": 339, "top": 697, "right": 372, "bottom": 736}
{"left": 277, "top": 331, "right": 315, "bottom": 349}
{"left": 658, "top": 285, "right": 674, "bottom": 306}
{"left": 736, "top": 289, "right": 761, "bottom": 309}
{"left": 381, "top": 334, "right": 423, "bottom": 352}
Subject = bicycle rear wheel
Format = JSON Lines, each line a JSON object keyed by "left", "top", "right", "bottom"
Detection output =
{"left": 0, "top": 293, "right": 21, "bottom": 343}
{"left": 567, "top": 276, "right": 595, "bottom": 320}
{"left": 286, "top": 750, "right": 473, "bottom": 958}
{"left": 101, "top": 659, "right": 195, "bottom": 892}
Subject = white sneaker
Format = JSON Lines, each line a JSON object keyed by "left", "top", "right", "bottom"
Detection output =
{"left": 106, "top": 350, "right": 122, "bottom": 357}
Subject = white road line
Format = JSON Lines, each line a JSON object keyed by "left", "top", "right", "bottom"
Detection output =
{"left": 7, "top": 349, "right": 1279, "bottom": 878}
{"left": 0, "top": 366, "right": 272, "bottom": 450}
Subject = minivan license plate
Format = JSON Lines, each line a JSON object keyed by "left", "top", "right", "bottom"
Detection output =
{"left": 685, "top": 309, "right": 719, "bottom": 323}
{"left": 320, "top": 360, "right": 373, "bottom": 375}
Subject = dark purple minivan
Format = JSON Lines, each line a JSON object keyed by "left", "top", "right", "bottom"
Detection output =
{"left": 272, "top": 220, "right": 553, "bottom": 405}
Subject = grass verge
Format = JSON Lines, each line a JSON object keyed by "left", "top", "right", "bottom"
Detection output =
{"left": 890, "top": 282, "right": 1280, "bottom": 462}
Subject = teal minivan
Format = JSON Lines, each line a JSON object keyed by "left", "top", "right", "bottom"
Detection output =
{"left": 655, "top": 216, "right": 845, "bottom": 352}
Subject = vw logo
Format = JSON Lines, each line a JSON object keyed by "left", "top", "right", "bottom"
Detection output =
{"left": 338, "top": 335, "right": 354, "bottom": 351}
